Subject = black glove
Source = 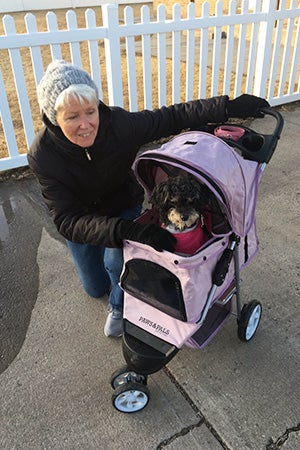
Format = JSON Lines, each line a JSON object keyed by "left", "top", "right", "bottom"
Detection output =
{"left": 227, "top": 94, "right": 270, "bottom": 119}
{"left": 116, "top": 219, "right": 176, "bottom": 252}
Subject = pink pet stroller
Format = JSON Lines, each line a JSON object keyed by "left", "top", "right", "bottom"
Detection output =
{"left": 111, "top": 108, "right": 283, "bottom": 413}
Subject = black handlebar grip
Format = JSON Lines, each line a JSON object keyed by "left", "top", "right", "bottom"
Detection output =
{"left": 219, "top": 107, "right": 284, "bottom": 163}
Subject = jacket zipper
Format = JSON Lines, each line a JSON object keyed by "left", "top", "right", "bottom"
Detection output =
{"left": 84, "top": 148, "right": 92, "bottom": 161}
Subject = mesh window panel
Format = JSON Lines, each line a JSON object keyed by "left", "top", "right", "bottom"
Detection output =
{"left": 121, "top": 259, "right": 186, "bottom": 321}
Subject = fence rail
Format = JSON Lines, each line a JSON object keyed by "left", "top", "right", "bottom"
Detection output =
{"left": 0, "top": 0, "right": 300, "bottom": 171}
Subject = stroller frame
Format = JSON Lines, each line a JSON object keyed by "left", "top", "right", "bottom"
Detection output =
{"left": 111, "top": 108, "right": 283, "bottom": 413}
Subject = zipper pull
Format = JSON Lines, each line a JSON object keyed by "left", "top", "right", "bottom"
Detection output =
{"left": 85, "top": 148, "right": 91, "bottom": 161}
{"left": 200, "top": 214, "right": 205, "bottom": 227}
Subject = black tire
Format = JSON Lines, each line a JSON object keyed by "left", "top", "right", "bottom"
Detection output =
{"left": 110, "top": 366, "right": 147, "bottom": 390}
{"left": 112, "top": 382, "right": 150, "bottom": 413}
{"left": 238, "top": 300, "right": 262, "bottom": 342}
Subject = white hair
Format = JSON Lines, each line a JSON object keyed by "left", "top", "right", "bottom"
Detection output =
{"left": 54, "top": 84, "right": 99, "bottom": 111}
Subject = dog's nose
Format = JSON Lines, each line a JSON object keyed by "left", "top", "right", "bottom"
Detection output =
{"left": 181, "top": 214, "right": 189, "bottom": 222}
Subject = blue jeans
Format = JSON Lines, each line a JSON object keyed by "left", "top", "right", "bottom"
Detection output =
{"left": 66, "top": 205, "right": 142, "bottom": 311}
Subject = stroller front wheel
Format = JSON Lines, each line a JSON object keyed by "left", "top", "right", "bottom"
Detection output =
{"left": 111, "top": 366, "right": 147, "bottom": 389}
{"left": 112, "top": 382, "right": 150, "bottom": 413}
{"left": 238, "top": 300, "right": 262, "bottom": 342}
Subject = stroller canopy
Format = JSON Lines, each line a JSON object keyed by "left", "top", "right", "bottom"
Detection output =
{"left": 134, "top": 131, "right": 262, "bottom": 237}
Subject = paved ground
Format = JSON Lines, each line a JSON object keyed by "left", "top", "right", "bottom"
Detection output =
{"left": 0, "top": 106, "right": 299, "bottom": 449}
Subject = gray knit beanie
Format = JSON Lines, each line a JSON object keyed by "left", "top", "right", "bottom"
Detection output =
{"left": 37, "top": 60, "right": 99, "bottom": 125}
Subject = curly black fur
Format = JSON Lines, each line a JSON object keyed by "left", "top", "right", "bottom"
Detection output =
{"left": 150, "top": 175, "right": 209, "bottom": 229}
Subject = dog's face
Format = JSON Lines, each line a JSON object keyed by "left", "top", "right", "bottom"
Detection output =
{"left": 150, "top": 175, "right": 208, "bottom": 231}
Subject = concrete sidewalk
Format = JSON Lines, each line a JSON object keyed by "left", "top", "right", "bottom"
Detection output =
{"left": 0, "top": 106, "right": 299, "bottom": 449}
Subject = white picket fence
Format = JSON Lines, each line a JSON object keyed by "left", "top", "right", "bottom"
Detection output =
{"left": 0, "top": 0, "right": 300, "bottom": 171}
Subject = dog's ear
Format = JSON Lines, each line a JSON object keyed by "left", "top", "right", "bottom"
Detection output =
{"left": 150, "top": 181, "right": 169, "bottom": 208}
{"left": 149, "top": 182, "right": 172, "bottom": 225}
{"left": 149, "top": 185, "right": 160, "bottom": 207}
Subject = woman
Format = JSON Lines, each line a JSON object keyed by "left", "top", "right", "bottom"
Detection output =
{"left": 28, "top": 60, "right": 268, "bottom": 337}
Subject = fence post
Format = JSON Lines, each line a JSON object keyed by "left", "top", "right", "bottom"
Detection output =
{"left": 0, "top": 70, "right": 17, "bottom": 158}
{"left": 101, "top": 3, "right": 123, "bottom": 107}
{"left": 3, "top": 14, "right": 35, "bottom": 150}
{"left": 253, "top": 0, "right": 276, "bottom": 99}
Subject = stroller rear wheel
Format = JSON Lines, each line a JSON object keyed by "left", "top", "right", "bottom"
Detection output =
{"left": 238, "top": 300, "right": 262, "bottom": 342}
{"left": 112, "top": 382, "right": 150, "bottom": 413}
{"left": 111, "top": 365, "right": 147, "bottom": 390}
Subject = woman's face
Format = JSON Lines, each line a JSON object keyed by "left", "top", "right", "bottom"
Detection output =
{"left": 56, "top": 96, "right": 99, "bottom": 148}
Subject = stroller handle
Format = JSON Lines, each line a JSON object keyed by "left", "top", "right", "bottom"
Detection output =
{"left": 221, "top": 107, "right": 284, "bottom": 164}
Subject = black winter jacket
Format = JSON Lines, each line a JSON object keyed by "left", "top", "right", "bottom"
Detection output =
{"left": 28, "top": 96, "right": 229, "bottom": 247}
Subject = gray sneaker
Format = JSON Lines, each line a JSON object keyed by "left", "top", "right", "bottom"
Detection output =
{"left": 104, "top": 308, "right": 123, "bottom": 338}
